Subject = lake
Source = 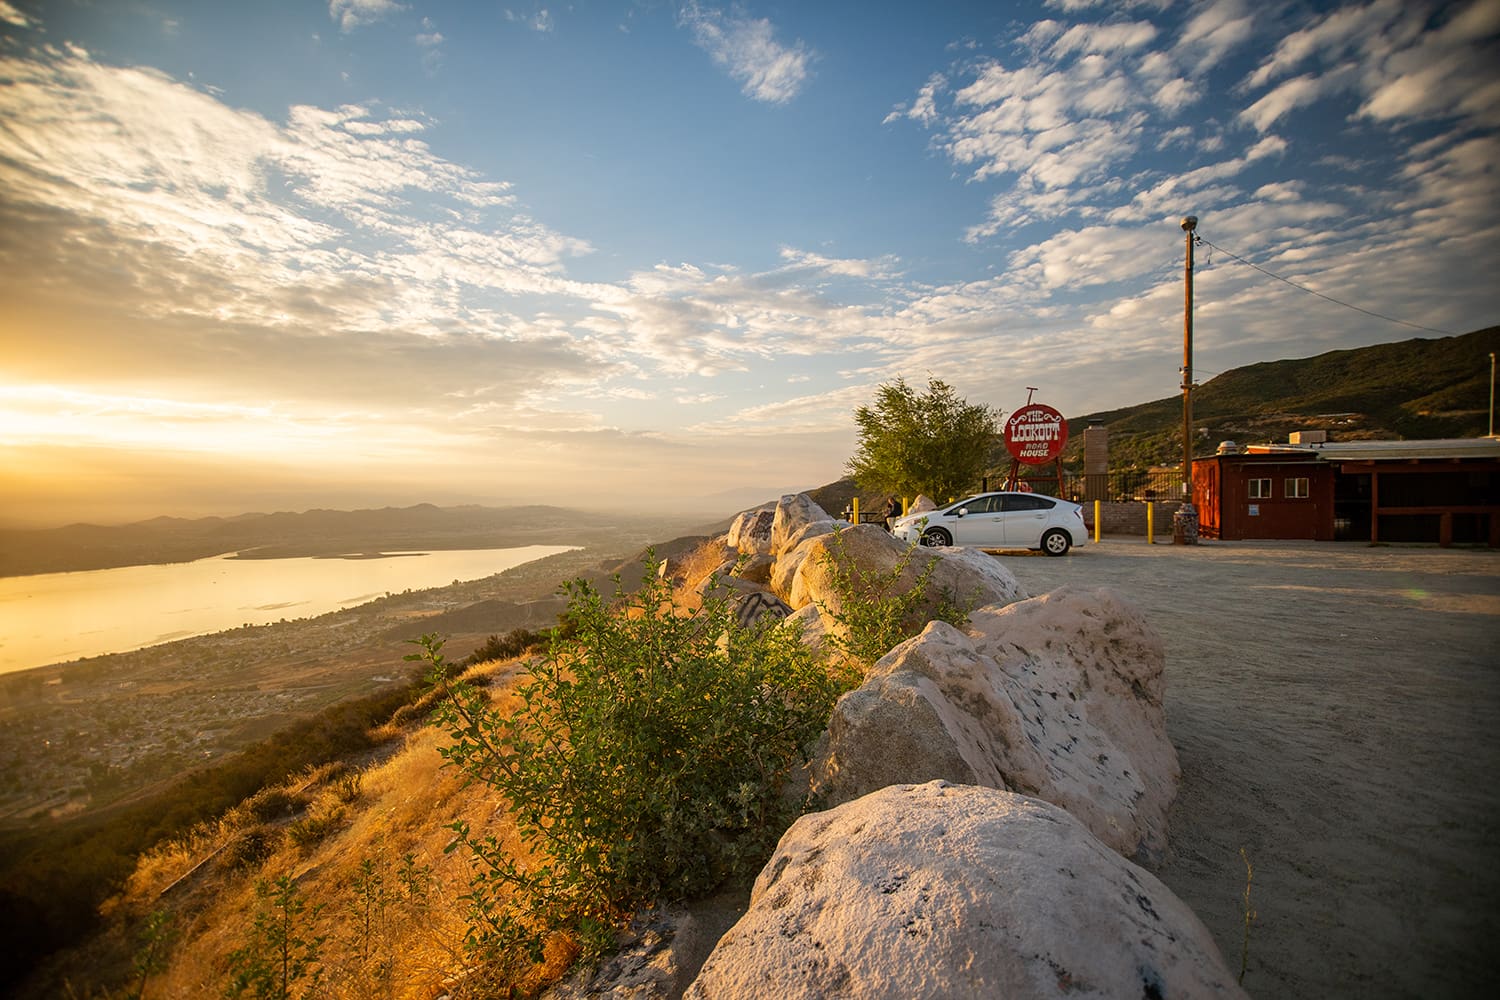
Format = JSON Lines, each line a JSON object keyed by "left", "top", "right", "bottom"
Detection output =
{"left": 0, "top": 545, "right": 575, "bottom": 676}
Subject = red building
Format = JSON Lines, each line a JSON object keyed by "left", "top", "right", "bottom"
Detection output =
{"left": 1192, "top": 437, "right": 1500, "bottom": 546}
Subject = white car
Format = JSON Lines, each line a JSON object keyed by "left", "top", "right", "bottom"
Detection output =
{"left": 891, "top": 491, "right": 1087, "bottom": 555}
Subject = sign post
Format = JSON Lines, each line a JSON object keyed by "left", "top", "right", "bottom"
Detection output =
{"left": 1003, "top": 401, "right": 1069, "bottom": 495}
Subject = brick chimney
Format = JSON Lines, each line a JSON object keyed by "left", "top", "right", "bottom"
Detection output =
{"left": 1084, "top": 420, "right": 1108, "bottom": 501}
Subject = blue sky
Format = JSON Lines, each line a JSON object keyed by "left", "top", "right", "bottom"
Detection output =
{"left": 1, "top": 0, "right": 1496, "bottom": 525}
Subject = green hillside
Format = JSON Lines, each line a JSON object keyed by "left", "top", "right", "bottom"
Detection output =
{"left": 1063, "top": 326, "right": 1500, "bottom": 470}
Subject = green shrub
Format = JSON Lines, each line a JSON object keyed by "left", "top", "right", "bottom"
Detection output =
{"left": 286, "top": 804, "right": 345, "bottom": 850}
{"left": 246, "top": 787, "right": 306, "bottom": 824}
{"left": 816, "top": 530, "right": 973, "bottom": 668}
{"left": 416, "top": 556, "right": 853, "bottom": 967}
{"left": 461, "top": 627, "right": 550, "bottom": 666}
{"left": 224, "top": 874, "right": 324, "bottom": 998}
{"left": 225, "top": 826, "right": 281, "bottom": 872}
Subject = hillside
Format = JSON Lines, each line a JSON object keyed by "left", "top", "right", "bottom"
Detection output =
{"left": 1062, "top": 326, "right": 1500, "bottom": 470}
{"left": 0, "top": 535, "right": 717, "bottom": 997}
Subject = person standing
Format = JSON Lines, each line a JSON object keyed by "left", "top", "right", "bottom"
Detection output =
{"left": 882, "top": 495, "right": 901, "bottom": 531}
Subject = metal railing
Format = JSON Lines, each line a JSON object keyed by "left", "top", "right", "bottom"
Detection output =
{"left": 1045, "top": 469, "right": 1186, "bottom": 503}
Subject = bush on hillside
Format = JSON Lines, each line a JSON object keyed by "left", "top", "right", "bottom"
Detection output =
{"left": 416, "top": 556, "right": 857, "bottom": 970}
{"left": 461, "top": 628, "right": 550, "bottom": 666}
{"left": 816, "top": 530, "right": 973, "bottom": 668}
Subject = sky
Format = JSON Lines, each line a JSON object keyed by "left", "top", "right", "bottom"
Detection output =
{"left": 1, "top": 0, "right": 1496, "bottom": 527}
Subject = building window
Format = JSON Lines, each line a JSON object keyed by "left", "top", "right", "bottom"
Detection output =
{"left": 1248, "top": 478, "right": 1272, "bottom": 499}
{"left": 1286, "top": 477, "right": 1309, "bottom": 499}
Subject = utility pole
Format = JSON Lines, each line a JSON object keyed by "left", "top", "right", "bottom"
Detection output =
{"left": 1490, "top": 352, "right": 1495, "bottom": 437}
{"left": 1181, "top": 216, "right": 1197, "bottom": 496}
{"left": 1176, "top": 216, "right": 1200, "bottom": 544}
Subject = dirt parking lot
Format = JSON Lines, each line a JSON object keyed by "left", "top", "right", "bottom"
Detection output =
{"left": 1003, "top": 537, "right": 1500, "bottom": 998}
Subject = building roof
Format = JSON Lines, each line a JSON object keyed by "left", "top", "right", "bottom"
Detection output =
{"left": 1243, "top": 438, "right": 1500, "bottom": 461}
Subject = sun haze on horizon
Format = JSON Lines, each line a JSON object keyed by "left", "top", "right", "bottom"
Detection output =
{"left": 1, "top": 0, "right": 1495, "bottom": 529}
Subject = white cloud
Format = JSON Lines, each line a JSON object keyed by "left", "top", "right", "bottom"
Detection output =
{"left": 1241, "top": 0, "right": 1395, "bottom": 90}
{"left": 504, "top": 8, "right": 555, "bottom": 33}
{"left": 1241, "top": 73, "right": 1336, "bottom": 132}
{"left": 416, "top": 17, "right": 444, "bottom": 48}
{"left": 1008, "top": 225, "right": 1167, "bottom": 291}
{"left": 884, "top": 73, "right": 944, "bottom": 126}
{"left": 1356, "top": 0, "right": 1500, "bottom": 128}
{"left": 0, "top": 43, "right": 604, "bottom": 361}
{"left": 329, "top": 0, "right": 406, "bottom": 33}
{"left": 1050, "top": 21, "right": 1158, "bottom": 57}
{"left": 680, "top": 2, "right": 813, "bottom": 104}
{"left": 1173, "top": 0, "right": 1255, "bottom": 75}
{"left": 777, "top": 247, "right": 897, "bottom": 280}
{"left": 1237, "top": 1, "right": 1500, "bottom": 132}
{"left": 0, "top": 1, "right": 34, "bottom": 28}
{"left": 1045, "top": 0, "right": 1173, "bottom": 10}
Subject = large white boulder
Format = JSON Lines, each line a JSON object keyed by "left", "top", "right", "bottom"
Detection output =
{"left": 686, "top": 782, "right": 1246, "bottom": 1000}
{"left": 726, "top": 506, "right": 775, "bottom": 556}
{"left": 785, "top": 524, "right": 1025, "bottom": 622}
{"left": 767, "top": 529, "right": 833, "bottom": 604}
{"left": 812, "top": 585, "right": 1178, "bottom": 861}
{"left": 770, "top": 493, "right": 834, "bottom": 558}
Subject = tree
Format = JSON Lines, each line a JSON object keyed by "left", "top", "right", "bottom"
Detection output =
{"left": 846, "top": 377, "right": 1001, "bottom": 500}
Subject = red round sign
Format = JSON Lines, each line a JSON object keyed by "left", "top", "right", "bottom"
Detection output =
{"left": 1005, "top": 404, "right": 1068, "bottom": 465}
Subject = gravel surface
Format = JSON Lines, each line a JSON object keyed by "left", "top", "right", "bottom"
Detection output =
{"left": 1004, "top": 537, "right": 1500, "bottom": 999}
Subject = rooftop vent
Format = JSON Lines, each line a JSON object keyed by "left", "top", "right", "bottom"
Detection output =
{"left": 1216, "top": 440, "right": 1240, "bottom": 455}
{"left": 1289, "top": 430, "right": 1328, "bottom": 445}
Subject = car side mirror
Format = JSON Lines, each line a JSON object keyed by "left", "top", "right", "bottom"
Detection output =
{"left": 956, "top": 507, "right": 968, "bottom": 518}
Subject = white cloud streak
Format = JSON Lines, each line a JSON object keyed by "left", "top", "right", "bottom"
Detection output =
{"left": 0, "top": 1, "right": 33, "bottom": 28}
{"left": 679, "top": 2, "right": 813, "bottom": 104}
{"left": 329, "top": 0, "right": 406, "bottom": 34}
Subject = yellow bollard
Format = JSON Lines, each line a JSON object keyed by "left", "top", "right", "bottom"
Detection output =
{"left": 903, "top": 497, "right": 910, "bottom": 516}
{"left": 1147, "top": 501, "right": 1155, "bottom": 544}
{"left": 1094, "top": 500, "right": 1102, "bottom": 543}
{"left": 852, "top": 497, "right": 860, "bottom": 525}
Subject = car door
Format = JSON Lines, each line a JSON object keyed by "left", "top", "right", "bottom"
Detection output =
{"left": 948, "top": 495, "right": 1006, "bottom": 546}
{"left": 999, "top": 494, "right": 1055, "bottom": 547}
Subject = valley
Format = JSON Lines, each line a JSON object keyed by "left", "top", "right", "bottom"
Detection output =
{"left": 0, "top": 515, "right": 714, "bottom": 829}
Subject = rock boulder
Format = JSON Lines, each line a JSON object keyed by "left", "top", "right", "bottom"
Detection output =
{"left": 770, "top": 494, "right": 834, "bottom": 558}
{"left": 785, "top": 524, "right": 1025, "bottom": 623}
{"left": 685, "top": 782, "right": 1245, "bottom": 1000}
{"left": 726, "top": 507, "right": 775, "bottom": 556}
{"left": 812, "top": 585, "right": 1178, "bottom": 861}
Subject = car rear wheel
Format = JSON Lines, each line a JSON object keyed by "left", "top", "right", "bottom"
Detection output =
{"left": 921, "top": 527, "right": 952, "bottom": 547}
{"left": 1041, "top": 528, "right": 1071, "bottom": 556}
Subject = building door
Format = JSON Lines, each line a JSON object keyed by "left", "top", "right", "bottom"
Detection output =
{"left": 1334, "top": 473, "right": 1371, "bottom": 541}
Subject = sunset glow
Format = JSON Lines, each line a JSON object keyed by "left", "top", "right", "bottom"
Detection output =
{"left": 2, "top": 1, "right": 1496, "bottom": 526}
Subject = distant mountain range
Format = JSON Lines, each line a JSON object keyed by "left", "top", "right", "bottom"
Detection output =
{"left": 0, "top": 504, "right": 699, "bottom": 578}
{"left": 1062, "top": 326, "right": 1500, "bottom": 469}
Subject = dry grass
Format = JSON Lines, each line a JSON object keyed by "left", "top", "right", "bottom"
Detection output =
{"left": 100, "top": 656, "right": 571, "bottom": 999}
{"left": 673, "top": 537, "right": 735, "bottom": 603}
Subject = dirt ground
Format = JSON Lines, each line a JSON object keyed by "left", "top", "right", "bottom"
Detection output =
{"left": 1004, "top": 537, "right": 1500, "bottom": 999}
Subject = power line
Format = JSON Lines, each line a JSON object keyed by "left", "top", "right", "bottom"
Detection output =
{"left": 1195, "top": 236, "right": 1457, "bottom": 337}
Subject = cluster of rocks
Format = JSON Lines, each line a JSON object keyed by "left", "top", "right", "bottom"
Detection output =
{"left": 552, "top": 493, "right": 1246, "bottom": 999}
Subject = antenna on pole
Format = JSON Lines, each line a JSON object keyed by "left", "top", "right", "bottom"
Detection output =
{"left": 1025, "top": 386, "right": 1038, "bottom": 405}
